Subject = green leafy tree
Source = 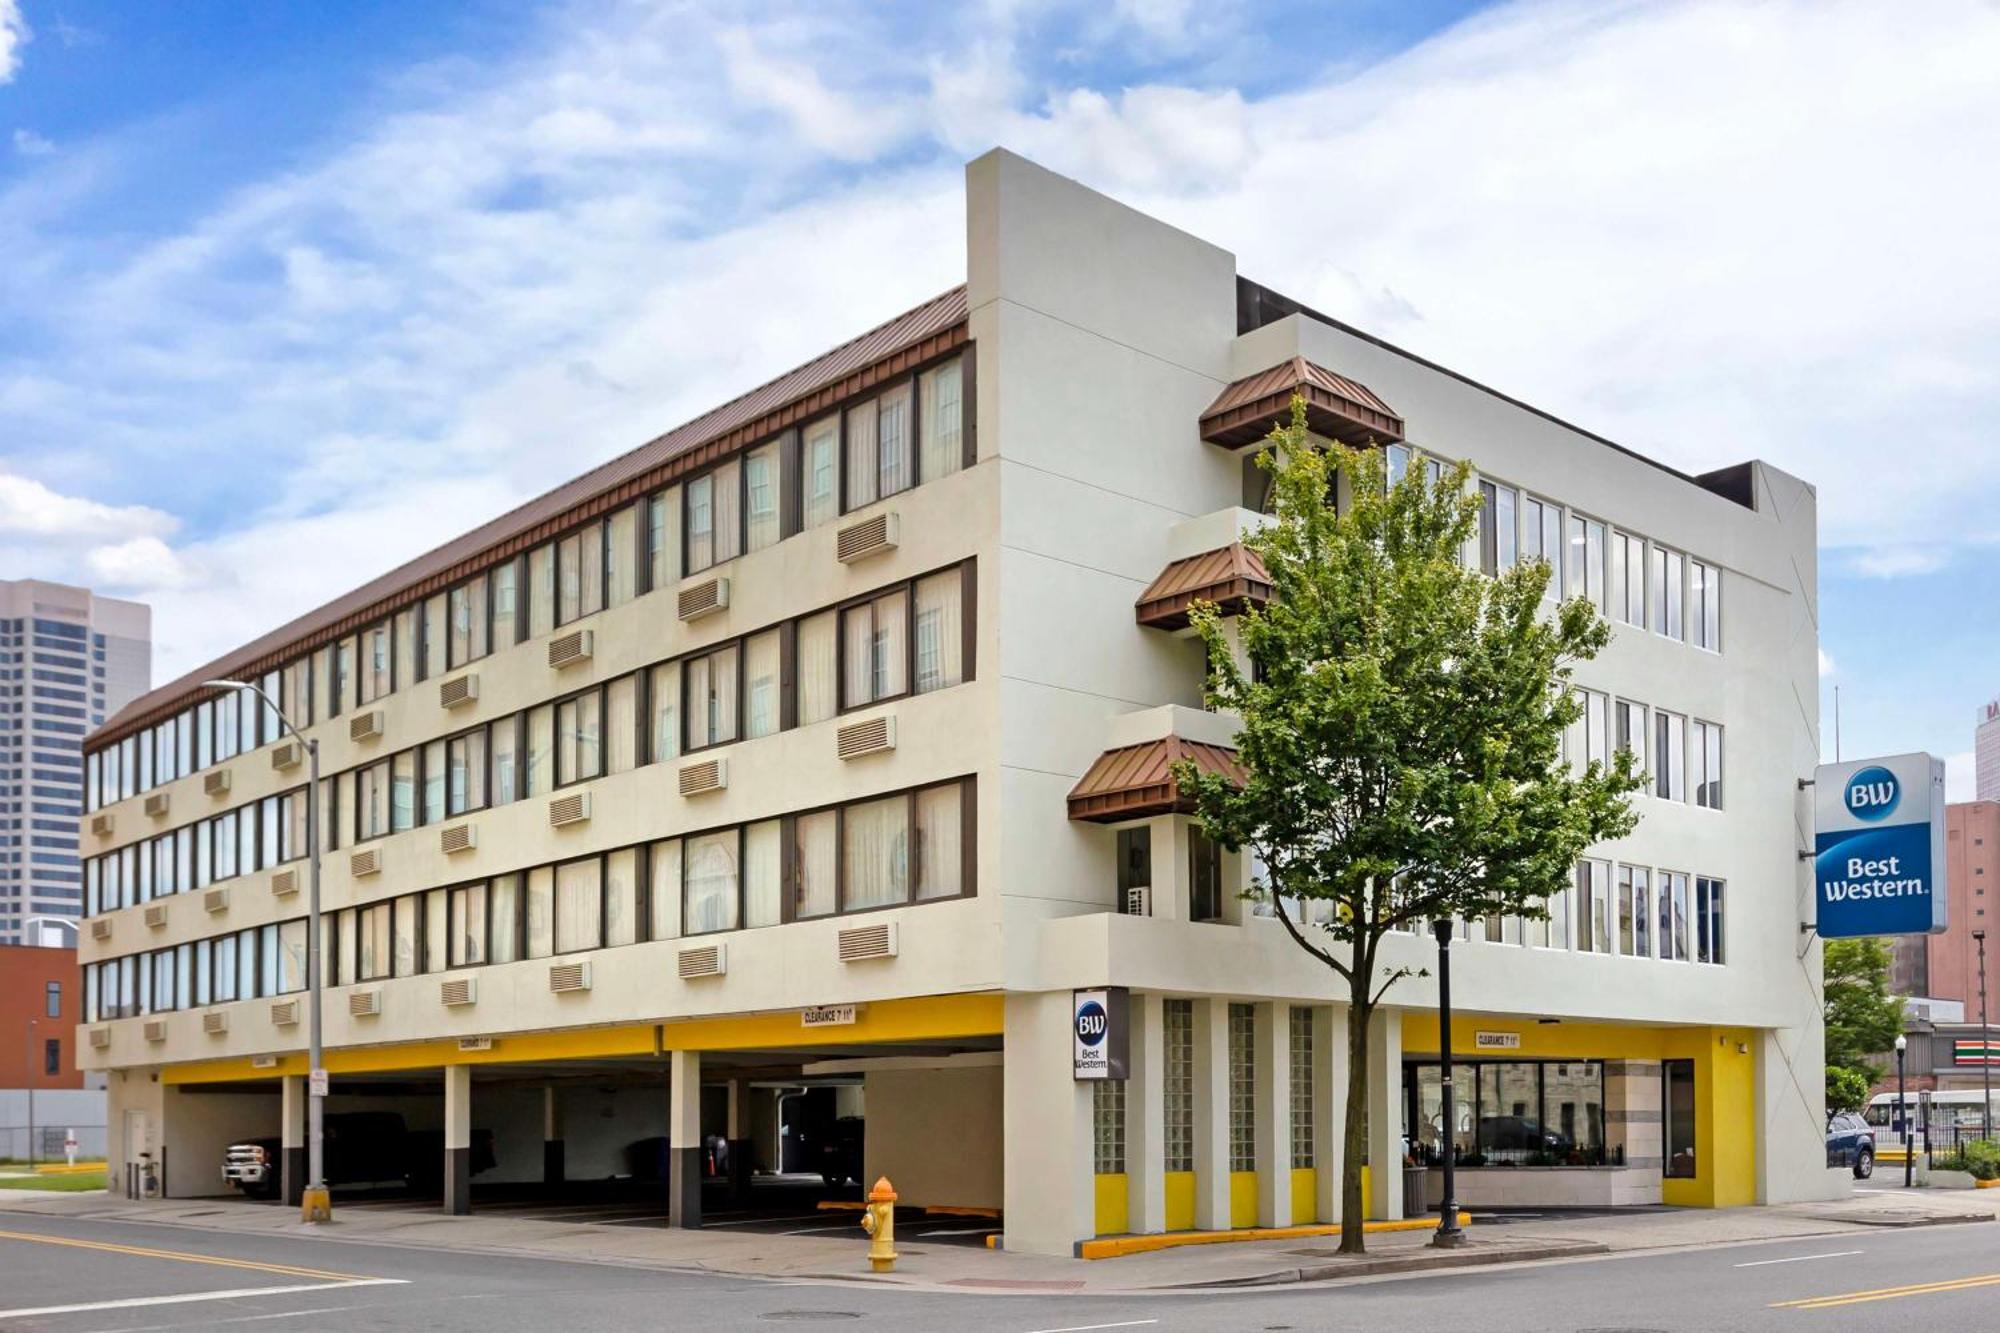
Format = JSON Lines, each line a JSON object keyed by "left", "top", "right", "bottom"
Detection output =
{"left": 1177, "top": 401, "right": 1641, "bottom": 1253}
{"left": 1823, "top": 936, "right": 1903, "bottom": 1110}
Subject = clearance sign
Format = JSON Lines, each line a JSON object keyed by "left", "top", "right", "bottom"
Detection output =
{"left": 1813, "top": 753, "right": 1947, "bottom": 939}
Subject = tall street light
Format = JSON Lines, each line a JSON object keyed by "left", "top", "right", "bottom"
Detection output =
{"left": 204, "top": 678, "right": 329, "bottom": 1223}
{"left": 1894, "top": 1033, "right": 1909, "bottom": 1188}
{"left": 1430, "top": 919, "right": 1465, "bottom": 1249}
{"left": 1977, "top": 929, "right": 1993, "bottom": 1144}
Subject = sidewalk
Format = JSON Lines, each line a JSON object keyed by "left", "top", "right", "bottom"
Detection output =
{"left": 1, "top": 1187, "right": 1992, "bottom": 1294}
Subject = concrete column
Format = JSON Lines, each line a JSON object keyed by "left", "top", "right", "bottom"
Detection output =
{"left": 1317, "top": 1004, "right": 1343, "bottom": 1225}
{"left": 668, "top": 1049, "right": 703, "bottom": 1228}
{"left": 1366, "top": 1007, "right": 1403, "bottom": 1222}
{"left": 1125, "top": 991, "right": 1166, "bottom": 1234}
{"left": 1192, "top": 998, "right": 1230, "bottom": 1230}
{"left": 542, "top": 1085, "right": 564, "bottom": 1187}
{"left": 1002, "top": 990, "right": 1094, "bottom": 1256}
{"left": 1255, "top": 1001, "right": 1292, "bottom": 1227}
{"left": 281, "top": 1074, "right": 307, "bottom": 1207}
{"left": 725, "top": 1076, "right": 753, "bottom": 1202}
{"left": 1147, "top": 815, "right": 1183, "bottom": 920}
{"left": 443, "top": 1064, "right": 472, "bottom": 1216}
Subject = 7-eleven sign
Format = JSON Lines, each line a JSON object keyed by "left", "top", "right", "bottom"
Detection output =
{"left": 1952, "top": 1039, "right": 2000, "bottom": 1066}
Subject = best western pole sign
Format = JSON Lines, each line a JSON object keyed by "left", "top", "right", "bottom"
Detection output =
{"left": 1814, "top": 753, "right": 1947, "bottom": 938}
{"left": 1073, "top": 987, "right": 1129, "bottom": 1080}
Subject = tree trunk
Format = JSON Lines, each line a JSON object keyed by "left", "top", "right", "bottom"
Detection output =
{"left": 1339, "top": 966, "right": 1374, "bottom": 1254}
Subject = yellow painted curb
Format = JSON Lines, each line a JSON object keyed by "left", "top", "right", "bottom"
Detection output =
{"left": 1974, "top": 1177, "right": 2000, "bottom": 1189}
{"left": 816, "top": 1200, "right": 866, "bottom": 1211}
{"left": 928, "top": 1205, "right": 1002, "bottom": 1219}
{"left": 33, "top": 1162, "right": 107, "bottom": 1175}
{"left": 1077, "top": 1213, "right": 1473, "bottom": 1260}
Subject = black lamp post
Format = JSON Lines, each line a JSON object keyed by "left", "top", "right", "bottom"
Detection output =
{"left": 1431, "top": 919, "right": 1465, "bottom": 1248}
{"left": 1895, "top": 1033, "right": 1910, "bottom": 1188}
{"left": 1976, "top": 929, "right": 1992, "bottom": 1142}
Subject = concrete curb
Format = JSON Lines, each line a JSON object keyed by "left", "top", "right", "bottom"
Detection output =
{"left": 1162, "top": 1238, "right": 1612, "bottom": 1289}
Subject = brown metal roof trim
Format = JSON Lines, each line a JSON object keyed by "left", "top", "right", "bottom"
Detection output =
{"left": 93, "top": 287, "right": 972, "bottom": 749}
{"left": 1199, "top": 355, "right": 1403, "bottom": 449}
{"left": 1066, "top": 735, "right": 1245, "bottom": 823}
{"left": 1134, "top": 542, "right": 1272, "bottom": 631}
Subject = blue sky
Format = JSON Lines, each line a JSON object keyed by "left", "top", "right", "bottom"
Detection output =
{"left": 3, "top": 0, "right": 1997, "bottom": 792}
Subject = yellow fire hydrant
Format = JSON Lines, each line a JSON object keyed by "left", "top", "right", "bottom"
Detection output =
{"left": 859, "top": 1175, "right": 898, "bottom": 1272}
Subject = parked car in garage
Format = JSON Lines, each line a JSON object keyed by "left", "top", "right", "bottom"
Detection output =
{"left": 223, "top": 1111, "right": 496, "bottom": 1200}
{"left": 1826, "top": 1111, "right": 1875, "bottom": 1179}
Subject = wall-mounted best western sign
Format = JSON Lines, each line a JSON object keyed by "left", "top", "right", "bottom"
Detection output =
{"left": 1813, "top": 752, "right": 1947, "bottom": 938}
{"left": 1073, "top": 987, "right": 1129, "bottom": 1080}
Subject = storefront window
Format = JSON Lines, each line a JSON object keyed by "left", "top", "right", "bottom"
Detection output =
{"left": 1663, "top": 1058, "right": 1696, "bottom": 1178}
{"left": 1408, "top": 1060, "right": 1612, "bottom": 1167}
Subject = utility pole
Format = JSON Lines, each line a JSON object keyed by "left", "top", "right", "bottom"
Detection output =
{"left": 1977, "top": 930, "right": 1992, "bottom": 1142}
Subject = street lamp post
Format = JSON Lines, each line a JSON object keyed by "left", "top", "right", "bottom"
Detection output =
{"left": 1430, "top": 919, "right": 1465, "bottom": 1249}
{"left": 204, "top": 679, "right": 328, "bottom": 1223}
{"left": 1895, "top": 1034, "right": 1910, "bottom": 1188}
{"left": 1977, "top": 930, "right": 1992, "bottom": 1143}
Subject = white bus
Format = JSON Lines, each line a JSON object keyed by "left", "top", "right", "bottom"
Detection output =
{"left": 1864, "top": 1090, "right": 2000, "bottom": 1134}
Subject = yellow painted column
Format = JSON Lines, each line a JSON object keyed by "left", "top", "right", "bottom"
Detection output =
{"left": 1126, "top": 991, "right": 1166, "bottom": 1234}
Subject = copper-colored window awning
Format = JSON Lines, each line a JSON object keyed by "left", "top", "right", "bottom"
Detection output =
{"left": 1199, "top": 355, "right": 1404, "bottom": 449}
{"left": 1134, "top": 542, "right": 1272, "bottom": 631}
{"left": 1066, "top": 735, "right": 1246, "bottom": 823}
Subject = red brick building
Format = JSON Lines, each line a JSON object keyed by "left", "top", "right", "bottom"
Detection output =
{"left": 0, "top": 943, "right": 85, "bottom": 1090}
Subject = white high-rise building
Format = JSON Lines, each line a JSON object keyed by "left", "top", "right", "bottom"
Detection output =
{"left": 0, "top": 580, "right": 151, "bottom": 944}
{"left": 1976, "top": 700, "right": 2000, "bottom": 801}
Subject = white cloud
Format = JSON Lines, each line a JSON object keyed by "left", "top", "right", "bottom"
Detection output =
{"left": 0, "top": 471, "right": 176, "bottom": 542}
{"left": 1819, "top": 648, "right": 1836, "bottom": 679}
{"left": 0, "top": 0, "right": 27, "bottom": 84}
{"left": 1844, "top": 545, "right": 1951, "bottom": 579}
{"left": 12, "top": 128, "right": 53, "bottom": 156}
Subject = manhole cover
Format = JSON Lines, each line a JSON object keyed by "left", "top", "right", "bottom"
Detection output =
{"left": 760, "top": 1314, "right": 861, "bottom": 1323}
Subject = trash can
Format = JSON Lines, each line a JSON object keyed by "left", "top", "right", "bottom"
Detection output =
{"left": 1403, "top": 1166, "right": 1430, "bottom": 1220}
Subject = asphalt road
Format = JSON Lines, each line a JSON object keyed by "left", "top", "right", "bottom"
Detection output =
{"left": 0, "top": 1209, "right": 1997, "bottom": 1331}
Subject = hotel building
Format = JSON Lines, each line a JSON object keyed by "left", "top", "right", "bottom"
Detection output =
{"left": 77, "top": 151, "right": 1837, "bottom": 1255}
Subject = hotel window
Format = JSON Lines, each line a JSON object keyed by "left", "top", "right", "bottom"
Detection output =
{"left": 419, "top": 595, "right": 445, "bottom": 680}
{"left": 843, "top": 794, "right": 909, "bottom": 910}
{"left": 914, "top": 782, "right": 965, "bottom": 901}
{"left": 1478, "top": 479, "right": 1518, "bottom": 574}
{"left": 446, "top": 729, "right": 487, "bottom": 815}
{"left": 1612, "top": 531, "right": 1646, "bottom": 627}
{"left": 1560, "top": 510, "right": 1608, "bottom": 608}
{"left": 1093, "top": 1079, "right": 1126, "bottom": 1176}
{"left": 1567, "top": 688, "right": 1609, "bottom": 772}
{"left": 491, "top": 719, "right": 520, "bottom": 806}
{"left": 745, "top": 631, "right": 781, "bottom": 740}
{"left": 1613, "top": 699, "right": 1648, "bottom": 780}
{"left": 1189, "top": 827, "right": 1223, "bottom": 922}
{"left": 1164, "top": 999, "right": 1194, "bottom": 1173}
{"left": 557, "top": 524, "right": 604, "bottom": 625}
{"left": 555, "top": 856, "right": 602, "bottom": 954}
{"left": 395, "top": 609, "right": 419, "bottom": 689}
{"left": 216, "top": 689, "right": 240, "bottom": 761}
{"left": 1116, "top": 826, "right": 1151, "bottom": 915}
{"left": 489, "top": 872, "right": 520, "bottom": 963}
{"left": 1659, "top": 871, "right": 1691, "bottom": 961}
{"left": 802, "top": 416, "right": 840, "bottom": 529}
{"left": 1521, "top": 495, "right": 1563, "bottom": 597}
{"left": 685, "top": 645, "right": 740, "bottom": 751}
{"left": 1290, "top": 1007, "right": 1315, "bottom": 1168}
{"left": 1530, "top": 880, "right": 1570, "bottom": 949}
{"left": 393, "top": 897, "right": 419, "bottom": 978}
{"left": 1229, "top": 1003, "right": 1256, "bottom": 1172}
{"left": 607, "top": 503, "right": 637, "bottom": 607}
{"left": 214, "top": 810, "right": 239, "bottom": 881}
{"left": 391, "top": 750, "right": 416, "bottom": 831}
{"left": 743, "top": 821, "right": 782, "bottom": 929}
{"left": 913, "top": 569, "right": 967, "bottom": 694}
{"left": 745, "top": 442, "right": 781, "bottom": 553}
{"left": 283, "top": 658, "right": 312, "bottom": 730}
{"left": 791, "top": 810, "right": 838, "bottom": 920}
{"left": 529, "top": 543, "right": 556, "bottom": 637}
{"left": 1692, "top": 720, "right": 1723, "bottom": 810}
{"left": 1696, "top": 877, "right": 1726, "bottom": 964}
{"left": 357, "top": 903, "right": 392, "bottom": 981}
{"left": 845, "top": 385, "right": 912, "bottom": 510}
{"left": 525, "top": 866, "right": 555, "bottom": 959}
{"left": 648, "top": 842, "right": 681, "bottom": 940}
{"left": 449, "top": 576, "right": 488, "bottom": 667}
{"left": 648, "top": 662, "right": 680, "bottom": 762}
{"left": 1618, "top": 864, "right": 1650, "bottom": 958}
{"left": 920, "top": 356, "right": 965, "bottom": 482}
{"left": 1650, "top": 545, "right": 1684, "bottom": 639}
{"left": 685, "top": 829, "right": 740, "bottom": 935}
{"left": 422, "top": 891, "right": 447, "bottom": 973}
{"left": 842, "top": 589, "right": 908, "bottom": 709}
{"left": 1654, "top": 710, "right": 1686, "bottom": 801}
{"left": 492, "top": 560, "right": 519, "bottom": 648}
{"left": 450, "top": 882, "right": 487, "bottom": 967}
{"left": 795, "top": 611, "right": 838, "bottom": 726}
{"left": 685, "top": 461, "right": 741, "bottom": 575}
{"left": 422, "top": 740, "right": 446, "bottom": 826}
{"left": 1690, "top": 559, "right": 1720, "bottom": 651}
{"left": 1577, "top": 859, "right": 1611, "bottom": 953}
{"left": 360, "top": 622, "right": 393, "bottom": 704}
{"left": 645, "top": 492, "right": 672, "bottom": 591}
{"left": 607, "top": 675, "right": 637, "bottom": 774}
{"left": 555, "top": 690, "right": 603, "bottom": 785}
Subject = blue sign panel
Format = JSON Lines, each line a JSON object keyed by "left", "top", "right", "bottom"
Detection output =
{"left": 1814, "top": 753, "right": 1946, "bottom": 938}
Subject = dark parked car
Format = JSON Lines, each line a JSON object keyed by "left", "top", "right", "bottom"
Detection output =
{"left": 816, "top": 1116, "right": 865, "bottom": 1188}
{"left": 223, "top": 1111, "right": 496, "bottom": 1200}
{"left": 1478, "top": 1116, "right": 1573, "bottom": 1153}
{"left": 1827, "top": 1111, "right": 1875, "bottom": 1179}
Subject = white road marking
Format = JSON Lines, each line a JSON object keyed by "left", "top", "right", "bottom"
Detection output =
{"left": 97, "top": 1304, "right": 365, "bottom": 1332}
{"left": 1734, "top": 1249, "right": 1865, "bottom": 1268}
{"left": 0, "top": 1277, "right": 407, "bottom": 1320}
{"left": 1020, "top": 1322, "right": 1161, "bottom": 1333}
